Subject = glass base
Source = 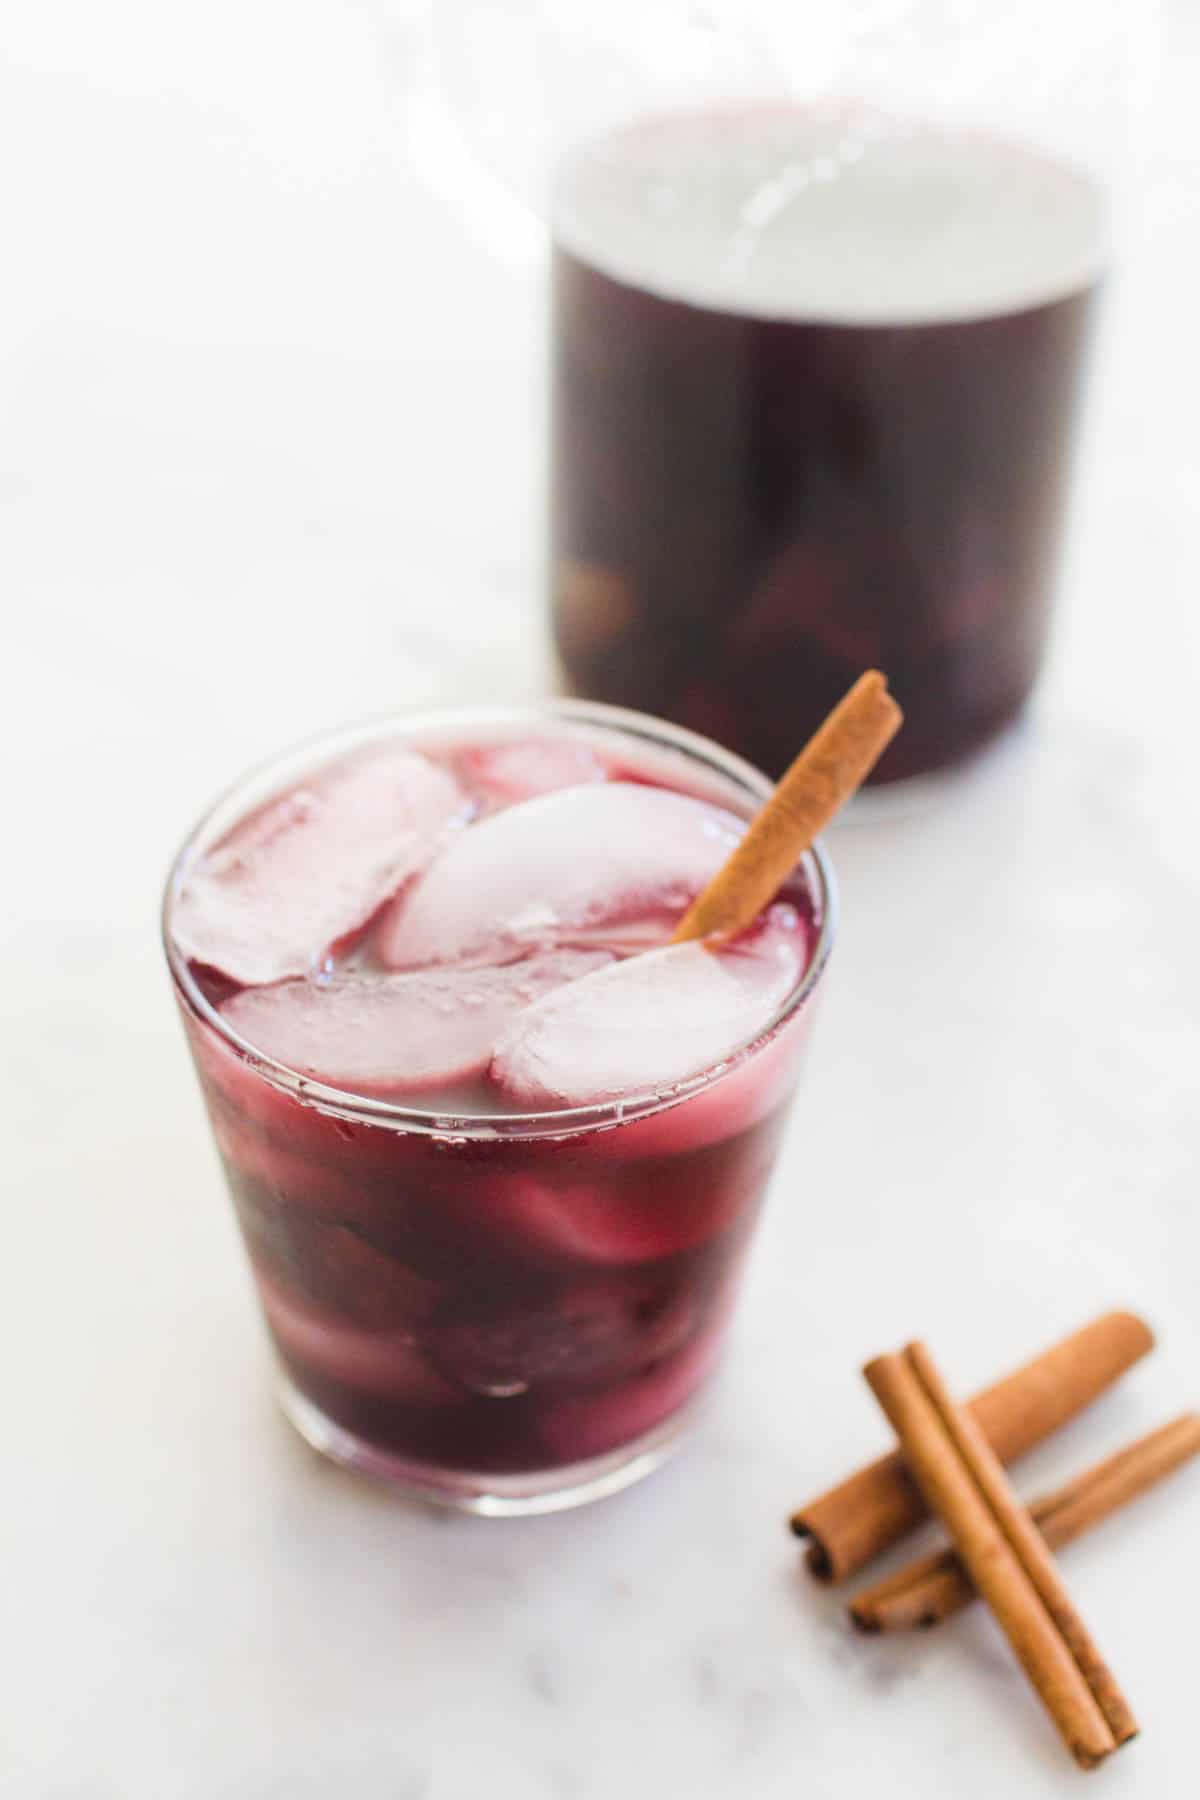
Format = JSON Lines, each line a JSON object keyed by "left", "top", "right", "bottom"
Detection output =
{"left": 277, "top": 1376, "right": 701, "bottom": 1516}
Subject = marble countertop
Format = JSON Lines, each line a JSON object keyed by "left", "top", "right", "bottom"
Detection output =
{"left": 4, "top": 4, "right": 1198, "bottom": 1795}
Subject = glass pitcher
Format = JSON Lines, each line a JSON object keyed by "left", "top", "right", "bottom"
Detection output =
{"left": 412, "top": 0, "right": 1154, "bottom": 785}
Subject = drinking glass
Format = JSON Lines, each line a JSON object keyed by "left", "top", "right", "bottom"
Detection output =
{"left": 163, "top": 702, "right": 835, "bottom": 1513}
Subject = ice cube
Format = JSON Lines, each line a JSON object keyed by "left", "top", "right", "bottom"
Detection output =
{"left": 376, "top": 781, "right": 744, "bottom": 969}
{"left": 238, "top": 1199, "right": 443, "bottom": 1329}
{"left": 471, "top": 1144, "right": 766, "bottom": 1263}
{"left": 459, "top": 737, "right": 610, "bottom": 803}
{"left": 220, "top": 948, "right": 611, "bottom": 1094}
{"left": 172, "top": 746, "right": 471, "bottom": 985}
{"left": 257, "top": 1273, "right": 461, "bottom": 1404}
{"left": 490, "top": 908, "right": 807, "bottom": 1108}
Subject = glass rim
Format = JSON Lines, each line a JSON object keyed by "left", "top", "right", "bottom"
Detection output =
{"left": 162, "top": 698, "right": 838, "bottom": 1141}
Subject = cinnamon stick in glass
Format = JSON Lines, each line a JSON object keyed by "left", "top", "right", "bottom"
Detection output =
{"left": 865, "top": 1341, "right": 1137, "bottom": 1771}
{"left": 791, "top": 1310, "right": 1154, "bottom": 1583}
{"left": 850, "top": 1412, "right": 1200, "bottom": 1633}
{"left": 671, "top": 670, "right": 901, "bottom": 945}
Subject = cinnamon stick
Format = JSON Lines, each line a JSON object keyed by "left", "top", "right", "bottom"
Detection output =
{"left": 670, "top": 670, "right": 901, "bottom": 945}
{"left": 791, "top": 1310, "right": 1154, "bottom": 1583}
{"left": 850, "top": 1412, "right": 1200, "bottom": 1633}
{"left": 865, "top": 1342, "right": 1137, "bottom": 1770}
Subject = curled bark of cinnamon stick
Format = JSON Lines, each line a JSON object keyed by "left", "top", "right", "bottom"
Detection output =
{"left": 850, "top": 1413, "right": 1200, "bottom": 1633}
{"left": 671, "top": 670, "right": 901, "bottom": 945}
{"left": 791, "top": 1310, "right": 1154, "bottom": 1583}
{"left": 865, "top": 1342, "right": 1137, "bottom": 1771}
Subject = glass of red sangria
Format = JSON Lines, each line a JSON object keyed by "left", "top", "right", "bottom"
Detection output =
{"left": 164, "top": 703, "right": 834, "bottom": 1512}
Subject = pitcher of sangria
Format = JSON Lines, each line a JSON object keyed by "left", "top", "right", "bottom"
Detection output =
{"left": 416, "top": 0, "right": 1149, "bottom": 786}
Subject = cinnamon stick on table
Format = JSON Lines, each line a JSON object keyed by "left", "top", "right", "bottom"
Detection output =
{"left": 791, "top": 1310, "right": 1154, "bottom": 1583}
{"left": 850, "top": 1412, "right": 1200, "bottom": 1633}
{"left": 865, "top": 1342, "right": 1137, "bottom": 1771}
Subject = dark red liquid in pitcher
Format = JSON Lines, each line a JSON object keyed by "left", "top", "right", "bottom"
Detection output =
{"left": 550, "top": 110, "right": 1103, "bottom": 783}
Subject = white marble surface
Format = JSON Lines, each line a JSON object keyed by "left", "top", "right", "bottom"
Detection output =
{"left": 3, "top": 4, "right": 1199, "bottom": 1795}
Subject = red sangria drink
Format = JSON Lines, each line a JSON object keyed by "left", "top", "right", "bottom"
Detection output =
{"left": 164, "top": 704, "right": 834, "bottom": 1511}
{"left": 550, "top": 108, "right": 1104, "bottom": 785}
